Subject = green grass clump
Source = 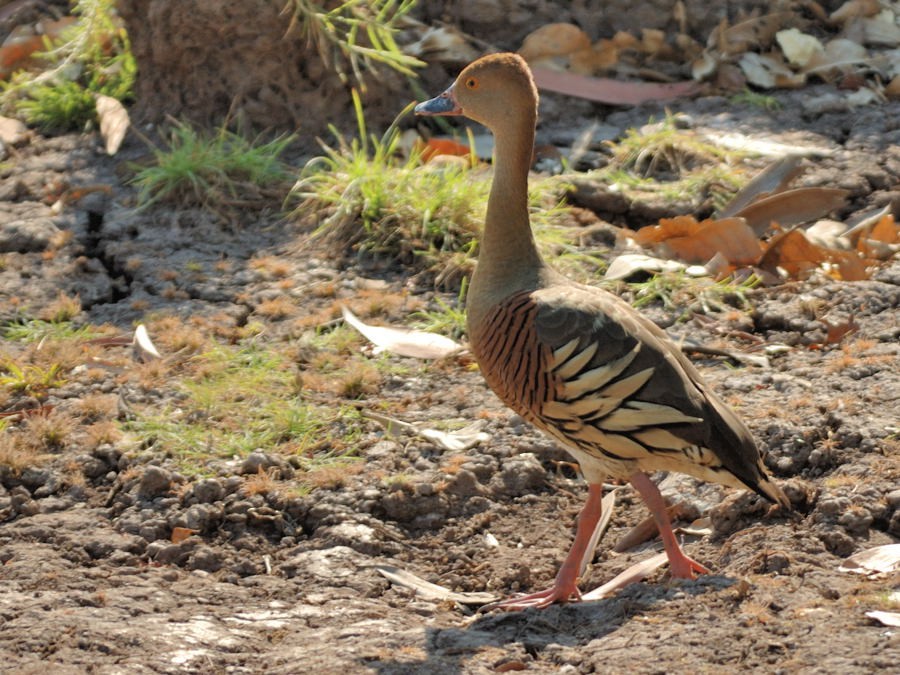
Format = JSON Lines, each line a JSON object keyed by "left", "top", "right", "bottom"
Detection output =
{"left": 609, "top": 111, "right": 744, "bottom": 177}
{"left": 3, "top": 319, "right": 97, "bottom": 343}
{"left": 285, "top": 0, "right": 423, "bottom": 84}
{"left": 131, "top": 123, "right": 295, "bottom": 208}
{"left": 126, "top": 342, "right": 361, "bottom": 479}
{"left": 615, "top": 271, "right": 760, "bottom": 317}
{"left": 0, "top": 361, "right": 66, "bottom": 400}
{"left": 2, "top": 0, "right": 135, "bottom": 133}
{"left": 292, "top": 91, "right": 582, "bottom": 287}
{"left": 730, "top": 88, "right": 782, "bottom": 111}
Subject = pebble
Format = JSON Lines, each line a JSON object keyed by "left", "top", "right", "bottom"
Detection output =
{"left": 239, "top": 451, "right": 294, "bottom": 478}
{"left": 174, "top": 503, "right": 223, "bottom": 532}
{"left": 885, "top": 489, "right": 900, "bottom": 509}
{"left": 0, "top": 218, "right": 59, "bottom": 253}
{"left": 77, "top": 454, "right": 109, "bottom": 480}
{"left": 187, "top": 478, "right": 225, "bottom": 504}
{"left": 494, "top": 453, "right": 546, "bottom": 496}
{"left": 137, "top": 466, "right": 173, "bottom": 498}
{"left": 187, "top": 545, "right": 224, "bottom": 572}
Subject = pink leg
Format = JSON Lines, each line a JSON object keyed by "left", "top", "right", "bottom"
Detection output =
{"left": 629, "top": 471, "right": 709, "bottom": 578}
{"left": 482, "top": 483, "right": 605, "bottom": 611}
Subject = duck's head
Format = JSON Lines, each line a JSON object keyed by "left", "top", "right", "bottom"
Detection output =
{"left": 415, "top": 52, "right": 538, "bottom": 133}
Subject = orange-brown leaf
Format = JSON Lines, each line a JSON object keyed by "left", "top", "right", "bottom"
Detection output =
{"left": 416, "top": 138, "right": 471, "bottom": 162}
{"left": 171, "top": 527, "right": 196, "bottom": 544}
{"left": 760, "top": 229, "right": 869, "bottom": 280}
{"left": 635, "top": 216, "right": 762, "bottom": 265}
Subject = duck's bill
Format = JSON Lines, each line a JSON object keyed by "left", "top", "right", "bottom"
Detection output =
{"left": 414, "top": 85, "right": 461, "bottom": 116}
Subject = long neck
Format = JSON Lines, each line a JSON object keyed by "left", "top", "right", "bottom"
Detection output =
{"left": 468, "top": 115, "right": 545, "bottom": 326}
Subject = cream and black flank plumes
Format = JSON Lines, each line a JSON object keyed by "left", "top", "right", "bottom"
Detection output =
{"left": 416, "top": 52, "right": 788, "bottom": 610}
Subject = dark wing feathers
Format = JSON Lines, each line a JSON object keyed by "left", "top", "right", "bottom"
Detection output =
{"left": 530, "top": 284, "right": 777, "bottom": 500}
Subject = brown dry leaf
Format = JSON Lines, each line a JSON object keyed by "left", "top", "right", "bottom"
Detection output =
{"left": 823, "top": 315, "right": 859, "bottom": 344}
{"left": 405, "top": 25, "right": 479, "bottom": 63}
{"left": 739, "top": 51, "right": 806, "bottom": 89}
{"left": 96, "top": 94, "right": 130, "bottom": 155}
{"left": 830, "top": 0, "right": 882, "bottom": 24}
{"left": 855, "top": 213, "right": 900, "bottom": 259}
{"left": 171, "top": 527, "right": 196, "bottom": 544}
{"left": 759, "top": 229, "right": 869, "bottom": 280}
{"left": 732, "top": 187, "right": 850, "bottom": 236}
{"left": 611, "top": 31, "right": 641, "bottom": 51}
{"left": 531, "top": 67, "right": 699, "bottom": 104}
{"left": 759, "top": 229, "right": 826, "bottom": 279}
{"left": 721, "top": 12, "right": 793, "bottom": 55}
{"left": 634, "top": 215, "right": 762, "bottom": 266}
{"left": 641, "top": 29, "right": 669, "bottom": 58}
{"left": 569, "top": 40, "right": 619, "bottom": 75}
{"left": 719, "top": 156, "right": 804, "bottom": 218}
{"left": 518, "top": 22, "right": 590, "bottom": 63}
{"left": 885, "top": 74, "right": 900, "bottom": 98}
{"left": 613, "top": 504, "right": 682, "bottom": 552}
{"left": 691, "top": 51, "right": 716, "bottom": 80}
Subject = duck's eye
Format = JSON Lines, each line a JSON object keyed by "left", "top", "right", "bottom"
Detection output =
{"left": 466, "top": 77, "right": 478, "bottom": 89}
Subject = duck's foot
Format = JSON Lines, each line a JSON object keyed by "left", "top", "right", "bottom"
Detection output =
{"left": 479, "top": 582, "right": 582, "bottom": 612}
{"left": 629, "top": 471, "right": 710, "bottom": 580}
{"left": 667, "top": 548, "right": 710, "bottom": 579}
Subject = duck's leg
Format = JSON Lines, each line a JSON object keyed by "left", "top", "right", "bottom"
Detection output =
{"left": 629, "top": 471, "right": 709, "bottom": 578}
{"left": 481, "top": 482, "right": 605, "bottom": 611}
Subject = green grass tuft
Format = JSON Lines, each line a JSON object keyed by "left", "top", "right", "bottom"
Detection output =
{"left": 131, "top": 122, "right": 295, "bottom": 208}
{"left": 2, "top": 0, "right": 135, "bottom": 132}
{"left": 291, "top": 91, "right": 581, "bottom": 288}
{"left": 285, "top": 0, "right": 423, "bottom": 84}
{"left": 126, "top": 341, "right": 362, "bottom": 479}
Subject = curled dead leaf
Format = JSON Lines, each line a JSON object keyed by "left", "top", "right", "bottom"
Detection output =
{"left": 838, "top": 543, "right": 900, "bottom": 576}
{"left": 96, "top": 94, "right": 130, "bottom": 155}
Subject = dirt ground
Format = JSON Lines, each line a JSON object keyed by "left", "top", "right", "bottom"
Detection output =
{"left": 3, "top": 11, "right": 900, "bottom": 675}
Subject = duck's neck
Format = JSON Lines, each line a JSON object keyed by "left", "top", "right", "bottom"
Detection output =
{"left": 468, "top": 118, "right": 546, "bottom": 328}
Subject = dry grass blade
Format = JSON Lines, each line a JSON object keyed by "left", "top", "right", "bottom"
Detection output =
{"left": 581, "top": 552, "right": 669, "bottom": 601}
{"left": 374, "top": 565, "right": 497, "bottom": 604}
{"left": 361, "top": 410, "right": 488, "bottom": 452}
{"left": 731, "top": 187, "right": 850, "bottom": 236}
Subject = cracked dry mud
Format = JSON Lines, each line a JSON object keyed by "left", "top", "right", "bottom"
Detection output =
{"left": 1, "top": 82, "right": 900, "bottom": 673}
